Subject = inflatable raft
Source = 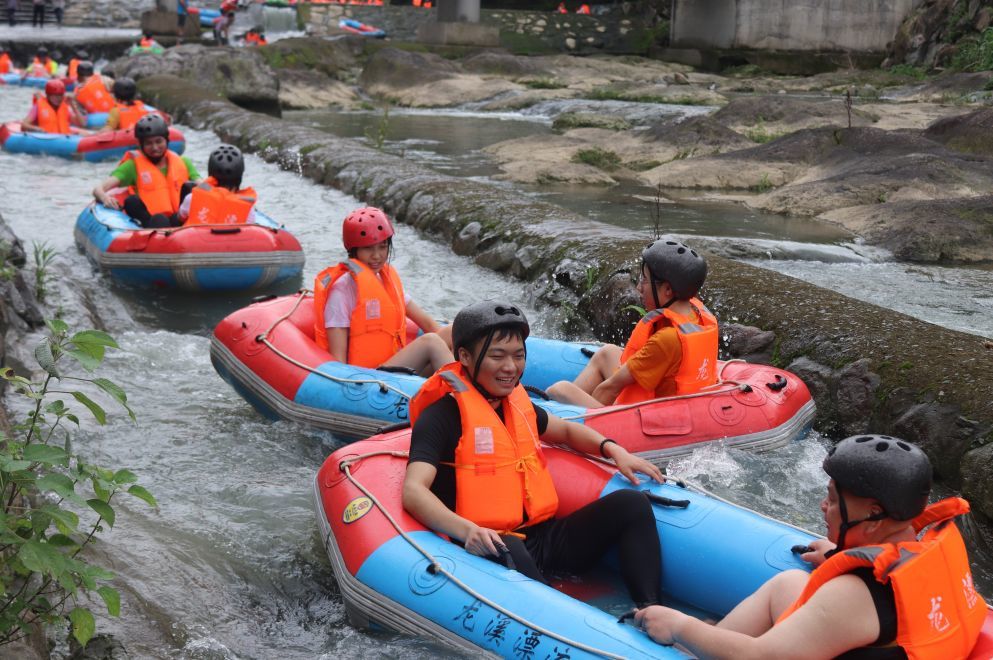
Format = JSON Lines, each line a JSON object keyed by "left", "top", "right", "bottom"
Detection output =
{"left": 0, "top": 122, "right": 185, "bottom": 162}
{"left": 314, "top": 431, "right": 993, "bottom": 658}
{"left": 74, "top": 203, "right": 305, "bottom": 291}
{"left": 339, "top": 18, "right": 386, "bottom": 38}
{"left": 83, "top": 105, "right": 165, "bottom": 130}
{"left": 0, "top": 74, "right": 75, "bottom": 90}
{"left": 211, "top": 293, "right": 816, "bottom": 459}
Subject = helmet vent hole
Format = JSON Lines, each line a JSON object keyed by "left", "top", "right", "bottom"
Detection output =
{"left": 360, "top": 231, "right": 366, "bottom": 236}
{"left": 377, "top": 225, "right": 383, "bottom": 230}
{"left": 875, "top": 442, "right": 889, "bottom": 452}
{"left": 677, "top": 247, "right": 686, "bottom": 254}
{"left": 855, "top": 436, "right": 872, "bottom": 443}
{"left": 666, "top": 241, "right": 677, "bottom": 245}
{"left": 690, "top": 250, "right": 698, "bottom": 257}
{"left": 897, "top": 441, "right": 911, "bottom": 451}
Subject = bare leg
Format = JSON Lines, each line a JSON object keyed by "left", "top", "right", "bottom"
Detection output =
{"left": 546, "top": 380, "right": 604, "bottom": 408}
{"left": 436, "top": 324, "right": 453, "bottom": 352}
{"left": 381, "top": 333, "right": 453, "bottom": 376}
{"left": 717, "top": 569, "right": 808, "bottom": 637}
{"left": 571, "top": 344, "right": 622, "bottom": 393}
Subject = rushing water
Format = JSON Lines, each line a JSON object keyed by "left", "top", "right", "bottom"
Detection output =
{"left": 1, "top": 85, "right": 991, "bottom": 658}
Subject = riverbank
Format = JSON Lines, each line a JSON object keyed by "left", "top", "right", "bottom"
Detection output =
{"left": 126, "top": 67, "right": 993, "bottom": 523}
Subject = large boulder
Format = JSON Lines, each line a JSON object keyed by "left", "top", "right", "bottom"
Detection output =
{"left": 711, "top": 96, "right": 877, "bottom": 134}
{"left": 257, "top": 36, "right": 364, "bottom": 79}
{"left": 107, "top": 45, "right": 279, "bottom": 112}
{"left": 925, "top": 105, "right": 993, "bottom": 156}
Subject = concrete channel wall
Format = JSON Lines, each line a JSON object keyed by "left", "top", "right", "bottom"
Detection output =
{"left": 671, "top": 0, "right": 922, "bottom": 52}
{"left": 136, "top": 73, "right": 993, "bottom": 524}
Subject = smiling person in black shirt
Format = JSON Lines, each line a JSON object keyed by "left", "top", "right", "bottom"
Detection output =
{"left": 402, "top": 301, "right": 665, "bottom": 606}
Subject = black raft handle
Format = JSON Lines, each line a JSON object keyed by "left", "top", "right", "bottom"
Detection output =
{"left": 580, "top": 347, "right": 597, "bottom": 358}
{"left": 766, "top": 375, "right": 788, "bottom": 391}
{"left": 210, "top": 227, "right": 242, "bottom": 234}
{"left": 646, "top": 492, "right": 690, "bottom": 509}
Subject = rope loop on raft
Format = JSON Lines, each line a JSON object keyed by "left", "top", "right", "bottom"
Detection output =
{"left": 258, "top": 290, "right": 415, "bottom": 400}
{"left": 336, "top": 450, "right": 628, "bottom": 660}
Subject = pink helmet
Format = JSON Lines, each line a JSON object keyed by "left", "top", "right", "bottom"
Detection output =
{"left": 45, "top": 79, "right": 66, "bottom": 97}
{"left": 342, "top": 207, "right": 395, "bottom": 250}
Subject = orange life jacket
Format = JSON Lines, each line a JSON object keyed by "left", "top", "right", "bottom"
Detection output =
{"left": 614, "top": 298, "right": 719, "bottom": 404}
{"left": 116, "top": 101, "right": 151, "bottom": 130}
{"left": 312, "top": 260, "right": 407, "bottom": 367}
{"left": 778, "top": 498, "right": 987, "bottom": 659}
{"left": 185, "top": 177, "right": 257, "bottom": 225}
{"left": 577, "top": 4, "right": 591, "bottom": 13}
{"left": 68, "top": 59, "right": 80, "bottom": 79}
{"left": 140, "top": 37, "right": 154, "bottom": 48}
{"left": 120, "top": 150, "right": 190, "bottom": 216}
{"left": 32, "top": 57, "right": 57, "bottom": 76}
{"left": 556, "top": 3, "right": 568, "bottom": 13}
{"left": 75, "top": 75, "right": 115, "bottom": 113}
{"left": 0, "top": 53, "right": 12, "bottom": 74}
{"left": 410, "top": 363, "right": 560, "bottom": 532}
{"left": 35, "top": 97, "right": 71, "bottom": 135}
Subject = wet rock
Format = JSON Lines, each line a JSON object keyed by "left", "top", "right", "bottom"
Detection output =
{"left": 452, "top": 221, "right": 483, "bottom": 256}
{"left": 258, "top": 36, "right": 363, "bottom": 79}
{"left": 785, "top": 357, "right": 835, "bottom": 422}
{"left": 0, "top": 214, "right": 27, "bottom": 267}
{"left": 358, "top": 47, "right": 458, "bottom": 91}
{"left": 924, "top": 105, "right": 993, "bottom": 156}
{"left": 580, "top": 271, "right": 642, "bottom": 344}
{"left": 511, "top": 245, "right": 543, "bottom": 279}
{"left": 835, "top": 359, "right": 881, "bottom": 435}
{"left": 722, "top": 323, "right": 776, "bottom": 364}
{"left": 962, "top": 441, "right": 993, "bottom": 523}
{"left": 643, "top": 115, "right": 753, "bottom": 154}
{"left": 4, "top": 641, "right": 44, "bottom": 660}
{"left": 277, "top": 69, "right": 360, "bottom": 110}
{"left": 69, "top": 633, "right": 129, "bottom": 659}
{"left": 475, "top": 242, "right": 518, "bottom": 272}
{"left": 0, "top": 273, "right": 44, "bottom": 331}
{"left": 711, "top": 96, "right": 876, "bottom": 134}
{"left": 552, "top": 112, "right": 632, "bottom": 132}
{"left": 107, "top": 46, "right": 279, "bottom": 112}
{"left": 461, "top": 50, "right": 547, "bottom": 77}
{"left": 892, "top": 402, "right": 970, "bottom": 482}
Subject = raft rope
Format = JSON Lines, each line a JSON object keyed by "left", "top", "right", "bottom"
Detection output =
{"left": 257, "top": 292, "right": 762, "bottom": 416}
{"left": 559, "top": 359, "right": 753, "bottom": 422}
{"left": 256, "top": 290, "right": 415, "bottom": 400}
{"left": 337, "top": 450, "right": 628, "bottom": 660}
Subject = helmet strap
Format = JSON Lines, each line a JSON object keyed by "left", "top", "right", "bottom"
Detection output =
{"left": 826, "top": 486, "right": 888, "bottom": 558}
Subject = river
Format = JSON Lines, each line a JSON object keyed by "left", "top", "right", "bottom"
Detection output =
{"left": 0, "top": 85, "right": 989, "bottom": 658}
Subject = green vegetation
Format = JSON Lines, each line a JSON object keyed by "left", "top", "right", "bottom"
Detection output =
{"left": 519, "top": 78, "right": 567, "bottom": 90}
{"left": 952, "top": 28, "right": 993, "bottom": 71}
{"left": 364, "top": 104, "right": 391, "bottom": 150}
{"left": 571, "top": 147, "right": 622, "bottom": 171}
{"left": 751, "top": 172, "right": 774, "bottom": 193}
{"left": 886, "top": 64, "right": 928, "bottom": 80}
{"left": 629, "top": 20, "right": 670, "bottom": 53}
{"left": 552, "top": 112, "right": 632, "bottom": 132}
{"left": 0, "top": 322, "right": 154, "bottom": 649}
{"left": 623, "top": 304, "right": 648, "bottom": 318}
{"left": 0, "top": 241, "right": 16, "bottom": 282}
{"left": 744, "top": 119, "right": 784, "bottom": 144}
{"left": 31, "top": 241, "right": 56, "bottom": 304}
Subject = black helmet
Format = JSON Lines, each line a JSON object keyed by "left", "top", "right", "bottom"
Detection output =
{"left": 134, "top": 113, "right": 169, "bottom": 142}
{"left": 208, "top": 144, "right": 245, "bottom": 188}
{"left": 642, "top": 237, "right": 707, "bottom": 301}
{"left": 824, "top": 435, "right": 932, "bottom": 521}
{"left": 37, "top": 46, "right": 49, "bottom": 57}
{"left": 112, "top": 77, "right": 137, "bottom": 102}
{"left": 452, "top": 301, "right": 530, "bottom": 355}
{"left": 76, "top": 61, "right": 95, "bottom": 78}
{"left": 76, "top": 49, "right": 90, "bottom": 60}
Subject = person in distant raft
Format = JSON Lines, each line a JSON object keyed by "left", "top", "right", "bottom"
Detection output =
{"left": 104, "top": 78, "right": 154, "bottom": 131}
{"left": 179, "top": 145, "right": 257, "bottom": 225}
{"left": 403, "top": 301, "right": 666, "bottom": 606}
{"left": 637, "top": 435, "right": 988, "bottom": 659}
{"left": 547, "top": 237, "right": 718, "bottom": 407}
{"left": 72, "top": 61, "right": 115, "bottom": 114}
{"left": 21, "top": 79, "right": 88, "bottom": 134}
{"left": 314, "top": 207, "right": 454, "bottom": 375}
{"left": 67, "top": 49, "right": 88, "bottom": 80}
{"left": 25, "top": 46, "right": 57, "bottom": 77}
{"left": 92, "top": 114, "right": 200, "bottom": 228}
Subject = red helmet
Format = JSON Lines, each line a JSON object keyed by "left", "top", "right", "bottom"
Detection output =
{"left": 45, "top": 79, "right": 66, "bottom": 96}
{"left": 342, "top": 207, "right": 395, "bottom": 250}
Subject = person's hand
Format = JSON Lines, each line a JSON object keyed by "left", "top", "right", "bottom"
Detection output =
{"left": 801, "top": 538, "right": 836, "bottom": 567}
{"left": 100, "top": 193, "right": 120, "bottom": 210}
{"left": 605, "top": 442, "right": 664, "bottom": 485}
{"left": 463, "top": 524, "right": 505, "bottom": 558}
{"left": 635, "top": 605, "right": 688, "bottom": 645}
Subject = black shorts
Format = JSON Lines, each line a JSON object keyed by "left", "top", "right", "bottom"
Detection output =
{"left": 177, "top": 12, "right": 187, "bottom": 27}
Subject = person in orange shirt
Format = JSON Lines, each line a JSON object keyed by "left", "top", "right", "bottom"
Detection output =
{"left": 67, "top": 49, "right": 88, "bottom": 79}
{"left": 178, "top": 144, "right": 258, "bottom": 225}
{"left": 104, "top": 78, "right": 154, "bottom": 130}
{"left": 547, "top": 238, "right": 718, "bottom": 407}
{"left": 71, "top": 61, "right": 116, "bottom": 115}
{"left": 21, "top": 79, "right": 88, "bottom": 134}
{"left": 576, "top": 3, "right": 591, "bottom": 14}
{"left": 636, "top": 435, "right": 987, "bottom": 659}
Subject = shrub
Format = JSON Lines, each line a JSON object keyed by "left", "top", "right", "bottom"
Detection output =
{"left": 571, "top": 147, "right": 622, "bottom": 171}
